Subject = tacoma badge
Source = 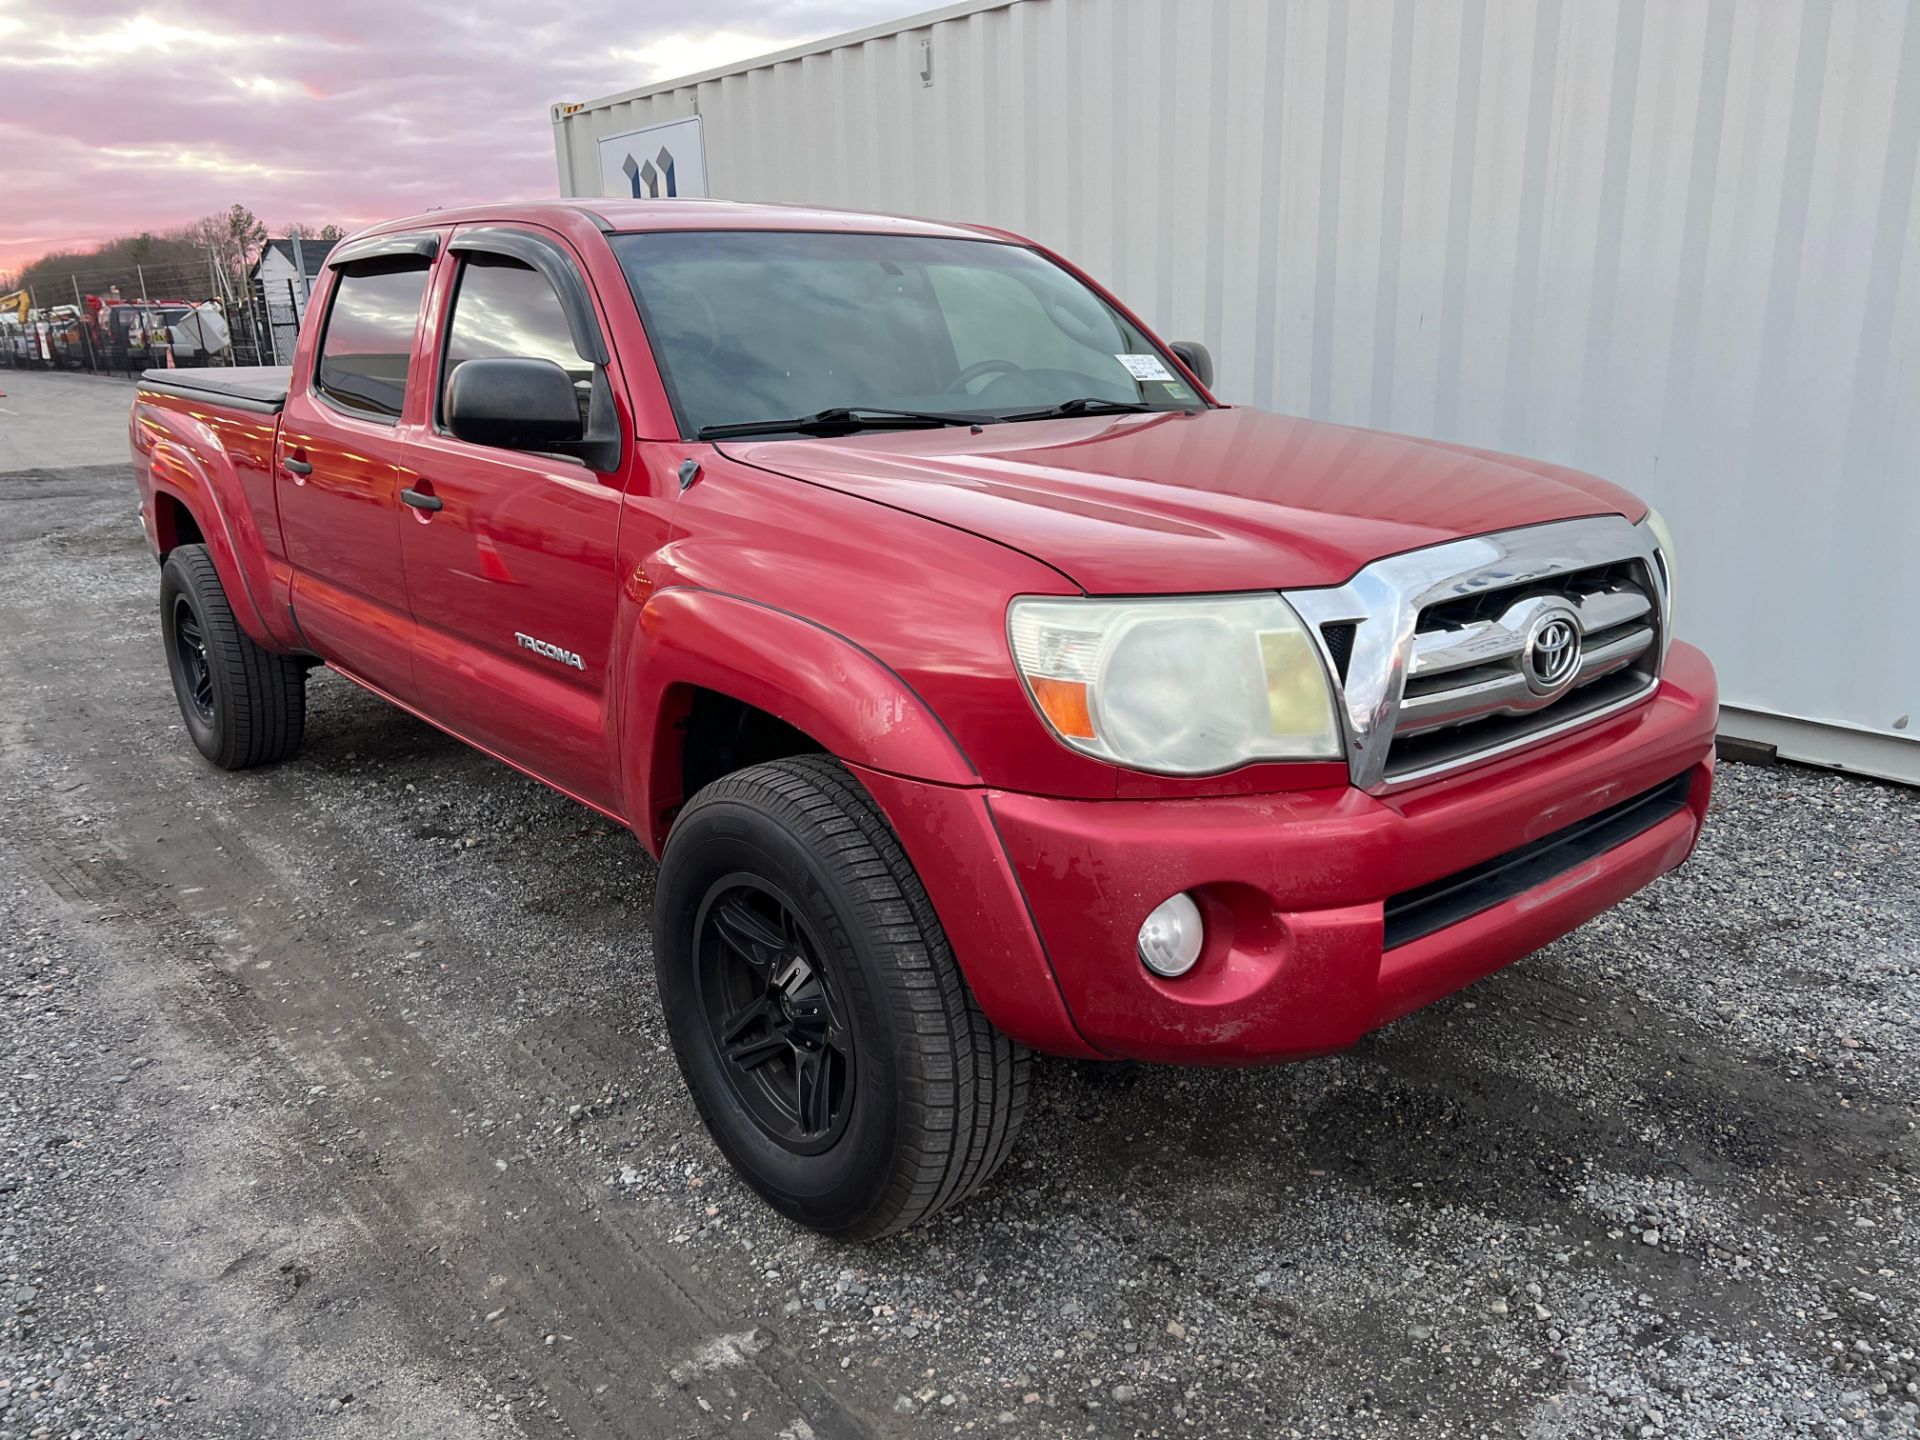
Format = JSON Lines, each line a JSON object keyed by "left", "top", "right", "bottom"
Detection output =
{"left": 514, "top": 632, "right": 585, "bottom": 670}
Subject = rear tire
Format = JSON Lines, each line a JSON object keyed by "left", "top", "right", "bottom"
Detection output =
{"left": 160, "top": 544, "right": 306, "bottom": 769}
{"left": 654, "top": 756, "right": 1029, "bottom": 1238}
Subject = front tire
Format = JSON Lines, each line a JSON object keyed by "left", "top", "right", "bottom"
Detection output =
{"left": 160, "top": 544, "right": 306, "bottom": 769}
{"left": 654, "top": 756, "right": 1029, "bottom": 1239}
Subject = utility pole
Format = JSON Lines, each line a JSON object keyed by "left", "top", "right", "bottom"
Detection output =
{"left": 136, "top": 263, "right": 149, "bottom": 302}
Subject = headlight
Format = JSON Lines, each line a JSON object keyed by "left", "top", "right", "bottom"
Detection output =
{"left": 1007, "top": 593, "right": 1342, "bottom": 774}
{"left": 1639, "top": 507, "right": 1677, "bottom": 622}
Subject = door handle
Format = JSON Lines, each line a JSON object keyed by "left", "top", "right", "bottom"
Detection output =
{"left": 400, "top": 487, "right": 443, "bottom": 512}
{"left": 280, "top": 456, "right": 312, "bottom": 477}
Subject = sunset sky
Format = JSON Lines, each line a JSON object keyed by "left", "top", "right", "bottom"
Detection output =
{"left": 0, "top": 0, "right": 906, "bottom": 275}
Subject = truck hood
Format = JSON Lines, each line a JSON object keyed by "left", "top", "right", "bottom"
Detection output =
{"left": 720, "top": 407, "right": 1644, "bottom": 594}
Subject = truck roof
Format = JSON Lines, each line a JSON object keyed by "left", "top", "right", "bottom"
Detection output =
{"left": 351, "top": 198, "right": 1005, "bottom": 245}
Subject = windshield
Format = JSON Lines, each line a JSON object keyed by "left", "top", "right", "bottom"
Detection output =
{"left": 610, "top": 230, "right": 1201, "bottom": 437}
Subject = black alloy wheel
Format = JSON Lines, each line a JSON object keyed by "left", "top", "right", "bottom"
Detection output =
{"left": 172, "top": 594, "right": 215, "bottom": 724}
{"left": 158, "top": 544, "right": 307, "bottom": 769}
{"left": 694, "top": 878, "right": 856, "bottom": 1154}
{"left": 653, "top": 756, "right": 1031, "bottom": 1238}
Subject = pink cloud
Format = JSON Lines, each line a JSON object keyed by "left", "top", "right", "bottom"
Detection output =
{"left": 0, "top": 0, "right": 903, "bottom": 274}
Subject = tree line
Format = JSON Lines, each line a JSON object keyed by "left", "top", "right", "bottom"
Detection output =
{"left": 2, "top": 205, "right": 349, "bottom": 304}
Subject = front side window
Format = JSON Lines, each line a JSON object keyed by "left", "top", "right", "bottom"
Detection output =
{"left": 315, "top": 259, "right": 430, "bottom": 420}
{"left": 440, "top": 253, "right": 593, "bottom": 424}
{"left": 611, "top": 230, "right": 1199, "bottom": 438}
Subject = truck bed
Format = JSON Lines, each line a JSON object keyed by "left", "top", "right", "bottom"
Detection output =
{"left": 138, "top": 366, "right": 291, "bottom": 415}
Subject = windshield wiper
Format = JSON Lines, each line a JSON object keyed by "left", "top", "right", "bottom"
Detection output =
{"left": 697, "top": 406, "right": 987, "bottom": 440}
{"left": 995, "top": 396, "right": 1159, "bottom": 423}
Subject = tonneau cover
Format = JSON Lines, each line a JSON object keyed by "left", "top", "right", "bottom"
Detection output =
{"left": 138, "top": 366, "right": 291, "bottom": 414}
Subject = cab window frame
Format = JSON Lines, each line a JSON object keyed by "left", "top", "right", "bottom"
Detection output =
{"left": 310, "top": 254, "right": 434, "bottom": 426}
{"left": 428, "top": 227, "right": 625, "bottom": 474}
{"left": 433, "top": 250, "right": 594, "bottom": 437}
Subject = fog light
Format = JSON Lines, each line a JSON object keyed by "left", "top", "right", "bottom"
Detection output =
{"left": 1138, "top": 892, "right": 1204, "bottom": 978}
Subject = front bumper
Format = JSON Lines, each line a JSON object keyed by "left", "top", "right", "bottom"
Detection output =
{"left": 859, "top": 641, "right": 1718, "bottom": 1065}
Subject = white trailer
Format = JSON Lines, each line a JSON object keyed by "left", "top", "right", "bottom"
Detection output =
{"left": 555, "top": 0, "right": 1920, "bottom": 784}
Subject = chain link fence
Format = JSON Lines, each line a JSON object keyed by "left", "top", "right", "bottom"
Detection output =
{"left": 1, "top": 254, "right": 311, "bottom": 376}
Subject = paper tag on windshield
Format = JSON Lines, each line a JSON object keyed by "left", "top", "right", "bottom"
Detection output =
{"left": 1115, "top": 352, "right": 1176, "bottom": 382}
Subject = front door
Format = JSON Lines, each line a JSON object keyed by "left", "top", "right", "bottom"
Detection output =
{"left": 397, "top": 230, "right": 628, "bottom": 812}
{"left": 277, "top": 245, "right": 437, "bottom": 701}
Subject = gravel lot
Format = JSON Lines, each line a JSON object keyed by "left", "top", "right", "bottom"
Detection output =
{"left": 2, "top": 371, "right": 1916, "bottom": 1438}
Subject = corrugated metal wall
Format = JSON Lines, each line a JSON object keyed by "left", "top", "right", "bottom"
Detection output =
{"left": 557, "top": 0, "right": 1920, "bottom": 781}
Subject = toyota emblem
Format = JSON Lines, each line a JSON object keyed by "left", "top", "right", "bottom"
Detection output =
{"left": 1524, "top": 610, "right": 1582, "bottom": 693}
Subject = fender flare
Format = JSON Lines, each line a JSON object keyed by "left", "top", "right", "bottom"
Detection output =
{"left": 622, "top": 588, "right": 1094, "bottom": 1056}
{"left": 622, "top": 587, "right": 977, "bottom": 852}
{"left": 140, "top": 406, "right": 282, "bottom": 648}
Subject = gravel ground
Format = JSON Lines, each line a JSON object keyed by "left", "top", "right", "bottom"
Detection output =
{"left": 1, "top": 376, "right": 1916, "bottom": 1438}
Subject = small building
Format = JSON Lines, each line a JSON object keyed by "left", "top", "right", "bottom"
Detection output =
{"left": 253, "top": 238, "right": 335, "bottom": 315}
{"left": 251, "top": 237, "right": 336, "bottom": 365}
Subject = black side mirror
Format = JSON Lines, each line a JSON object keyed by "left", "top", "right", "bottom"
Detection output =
{"left": 1169, "top": 340, "right": 1214, "bottom": 391}
{"left": 447, "top": 357, "right": 583, "bottom": 452}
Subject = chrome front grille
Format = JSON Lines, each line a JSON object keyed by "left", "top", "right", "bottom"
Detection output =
{"left": 1287, "top": 516, "right": 1670, "bottom": 792}
{"left": 1397, "top": 561, "right": 1658, "bottom": 737}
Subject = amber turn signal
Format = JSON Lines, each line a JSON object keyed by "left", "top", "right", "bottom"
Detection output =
{"left": 1027, "top": 675, "right": 1096, "bottom": 739}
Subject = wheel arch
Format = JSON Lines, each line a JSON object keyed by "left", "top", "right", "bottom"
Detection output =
{"left": 624, "top": 588, "right": 978, "bottom": 856}
{"left": 149, "top": 487, "right": 206, "bottom": 555}
{"left": 149, "top": 468, "right": 278, "bottom": 646}
{"left": 137, "top": 402, "right": 283, "bottom": 648}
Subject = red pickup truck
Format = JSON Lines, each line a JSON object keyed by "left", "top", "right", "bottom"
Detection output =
{"left": 131, "top": 200, "right": 1716, "bottom": 1237}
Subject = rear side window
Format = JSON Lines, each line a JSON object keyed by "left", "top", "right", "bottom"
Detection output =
{"left": 440, "top": 254, "right": 592, "bottom": 424}
{"left": 315, "top": 259, "right": 430, "bottom": 420}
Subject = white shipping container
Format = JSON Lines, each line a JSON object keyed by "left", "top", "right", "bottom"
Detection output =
{"left": 555, "top": 0, "right": 1920, "bottom": 784}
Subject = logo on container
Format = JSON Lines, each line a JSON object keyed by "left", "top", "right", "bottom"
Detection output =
{"left": 623, "top": 147, "right": 678, "bottom": 199}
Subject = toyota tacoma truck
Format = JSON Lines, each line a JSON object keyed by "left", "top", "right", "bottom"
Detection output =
{"left": 130, "top": 200, "right": 1716, "bottom": 1238}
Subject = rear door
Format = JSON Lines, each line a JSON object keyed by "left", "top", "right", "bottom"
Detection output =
{"left": 276, "top": 232, "right": 440, "bottom": 701}
{"left": 396, "top": 225, "right": 630, "bottom": 811}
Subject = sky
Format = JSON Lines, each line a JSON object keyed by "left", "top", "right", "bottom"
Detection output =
{"left": 0, "top": 0, "right": 909, "bottom": 276}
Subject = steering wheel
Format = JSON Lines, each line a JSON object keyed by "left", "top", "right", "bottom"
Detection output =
{"left": 944, "top": 358, "right": 1024, "bottom": 394}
